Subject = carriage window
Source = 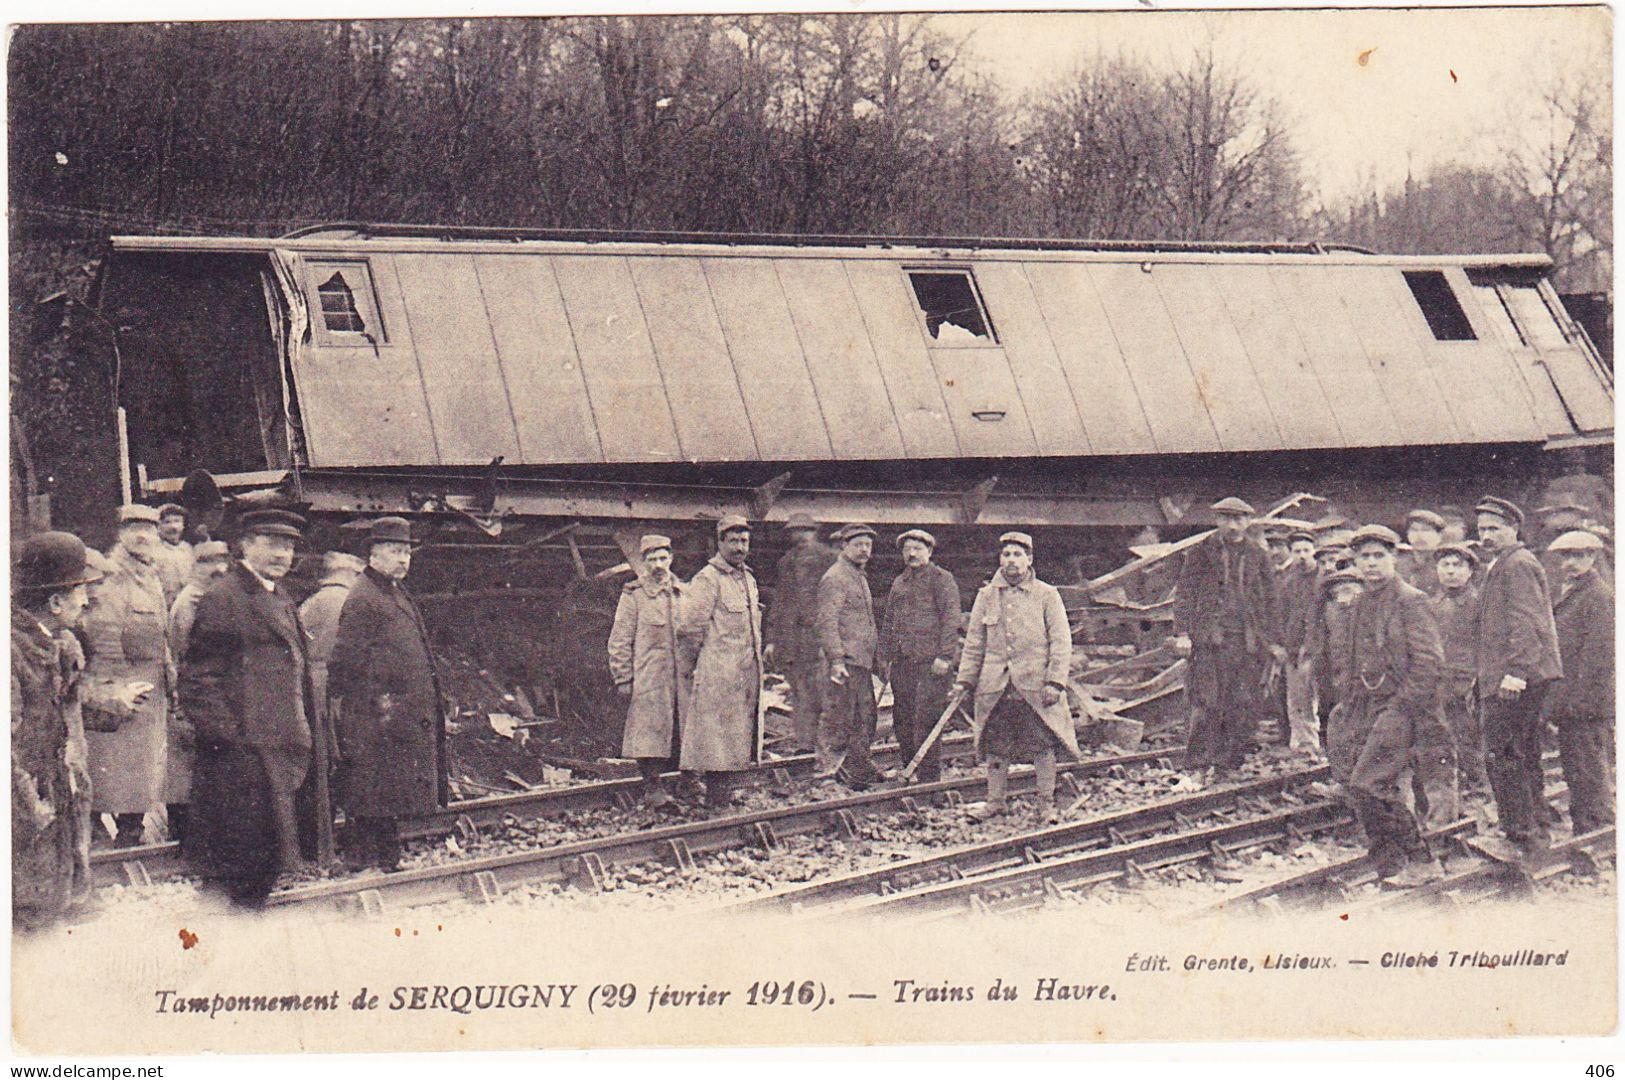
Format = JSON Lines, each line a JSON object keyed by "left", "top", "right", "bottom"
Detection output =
{"left": 1467, "top": 268, "right": 1569, "bottom": 350}
{"left": 307, "top": 260, "right": 386, "bottom": 345}
{"left": 906, "top": 269, "right": 998, "bottom": 345}
{"left": 1403, "top": 270, "right": 1476, "bottom": 341}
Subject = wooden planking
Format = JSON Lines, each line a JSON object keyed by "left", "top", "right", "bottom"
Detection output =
{"left": 1380, "top": 267, "right": 1542, "bottom": 444}
{"left": 774, "top": 259, "right": 907, "bottom": 460}
{"left": 702, "top": 258, "right": 834, "bottom": 460}
{"left": 392, "top": 253, "right": 521, "bottom": 464}
{"left": 1269, "top": 265, "right": 1404, "bottom": 448}
{"left": 971, "top": 263, "right": 1093, "bottom": 455}
{"left": 1087, "top": 263, "right": 1221, "bottom": 452}
{"left": 295, "top": 253, "right": 442, "bottom": 467}
{"left": 1152, "top": 265, "right": 1283, "bottom": 452}
{"left": 474, "top": 255, "right": 604, "bottom": 464}
{"left": 1023, "top": 263, "right": 1157, "bottom": 454}
{"left": 628, "top": 257, "right": 760, "bottom": 461}
{"left": 926, "top": 345, "right": 1040, "bottom": 458}
{"left": 1210, "top": 265, "right": 1345, "bottom": 449}
{"left": 1334, "top": 265, "right": 1465, "bottom": 445}
{"left": 841, "top": 262, "right": 962, "bottom": 457}
{"left": 550, "top": 255, "right": 684, "bottom": 462}
{"left": 1537, "top": 346, "right": 1615, "bottom": 434}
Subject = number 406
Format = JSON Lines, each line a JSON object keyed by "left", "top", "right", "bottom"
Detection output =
{"left": 1585, "top": 1066, "right": 1614, "bottom": 1077}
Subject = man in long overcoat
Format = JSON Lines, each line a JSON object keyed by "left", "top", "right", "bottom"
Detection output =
{"left": 676, "top": 515, "right": 763, "bottom": 809}
{"left": 163, "top": 540, "right": 230, "bottom": 845}
{"left": 84, "top": 504, "right": 174, "bottom": 848}
{"left": 1329, "top": 526, "right": 1446, "bottom": 888}
{"left": 328, "top": 517, "right": 447, "bottom": 871}
{"left": 1544, "top": 530, "right": 1615, "bottom": 835}
{"left": 1173, "top": 497, "right": 1285, "bottom": 773}
{"left": 1472, "top": 496, "right": 1564, "bottom": 862}
{"left": 765, "top": 513, "right": 835, "bottom": 752}
{"left": 607, "top": 534, "right": 686, "bottom": 811}
{"left": 955, "top": 532, "right": 1079, "bottom": 823}
{"left": 179, "top": 509, "right": 320, "bottom": 907}
{"left": 816, "top": 523, "right": 885, "bottom": 788}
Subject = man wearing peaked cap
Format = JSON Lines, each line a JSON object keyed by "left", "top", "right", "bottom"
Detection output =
{"left": 1471, "top": 494, "right": 1563, "bottom": 864}
{"left": 677, "top": 508, "right": 763, "bottom": 807}
{"left": 1430, "top": 540, "right": 1492, "bottom": 817}
{"left": 607, "top": 534, "right": 685, "bottom": 812}
{"left": 329, "top": 514, "right": 447, "bottom": 870}
{"left": 1400, "top": 511, "right": 1445, "bottom": 596}
{"left": 815, "top": 523, "right": 884, "bottom": 788}
{"left": 153, "top": 503, "right": 194, "bottom": 610}
{"left": 1544, "top": 529, "right": 1614, "bottom": 837}
{"left": 880, "top": 528, "right": 960, "bottom": 785}
{"left": 767, "top": 514, "right": 835, "bottom": 754}
{"left": 998, "top": 530, "right": 1033, "bottom": 550}
{"left": 1277, "top": 526, "right": 1323, "bottom": 755}
{"left": 1172, "top": 495, "right": 1283, "bottom": 774}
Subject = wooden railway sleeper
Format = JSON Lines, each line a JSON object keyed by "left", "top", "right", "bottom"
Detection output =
{"left": 769, "top": 768, "right": 794, "bottom": 793}
{"left": 1041, "top": 876, "right": 1068, "bottom": 906}
{"left": 611, "top": 791, "right": 639, "bottom": 813}
{"left": 355, "top": 889, "right": 386, "bottom": 919}
{"left": 830, "top": 808, "right": 861, "bottom": 839}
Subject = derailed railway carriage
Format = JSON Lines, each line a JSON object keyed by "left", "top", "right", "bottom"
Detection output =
{"left": 99, "top": 226, "right": 1614, "bottom": 719}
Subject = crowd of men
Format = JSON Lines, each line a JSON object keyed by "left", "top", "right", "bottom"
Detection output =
{"left": 13, "top": 505, "right": 447, "bottom": 925}
{"left": 13, "top": 483, "right": 1614, "bottom": 927}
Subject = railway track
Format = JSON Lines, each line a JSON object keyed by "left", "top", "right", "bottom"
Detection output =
{"left": 718, "top": 763, "right": 1339, "bottom": 921}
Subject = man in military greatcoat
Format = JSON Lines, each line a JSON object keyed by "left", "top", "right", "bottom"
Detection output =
{"left": 1544, "top": 530, "right": 1615, "bottom": 835}
{"left": 328, "top": 517, "right": 447, "bottom": 872}
{"left": 765, "top": 513, "right": 835, "bottom": 752}
{"left": 676, "top": 515, "right": 764, "bottom": 809}
{"left": 879, "top": 528, "right": 961, "bottom": 785}
{"left": 1329, "top": 525, "right": 1445, "bottom": 888}
{"left": 179, "top": 509, "right": 320, "bottom": 907}
{"left": 163, "top": 540, "right": 230, "bottom": 845}
{"left": 1172, "top": 497, "right": 1285, "bottom": 773}
{"left": 608, "top": 535, "right": 686, "bottom": 811}
{"left": 85, "top": 503, "right": 175, "bottom": 848}
{"left": 1472, "top": 496, "right": 1564, "bottom": 863}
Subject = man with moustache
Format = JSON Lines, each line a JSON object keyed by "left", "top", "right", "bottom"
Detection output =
{"left": 815, "top": 524, "right": 885, "bottom": 789}
{"left": 179, "top": 509, "right": 319, "bottom": 907}
{"left": 607, "top": 535, "right": 686, "bottom": 812}
{"left": 1543, "top": 530, "right": 1614, "bottom": 835}
{"left": 879, "top": 529, "right": 961, "bottom": 785}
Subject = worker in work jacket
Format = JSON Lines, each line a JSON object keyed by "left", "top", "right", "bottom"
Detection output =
{"left": 608, "top": 535, "right": 687, "bottom": 811}
{"left": 815, "top": 524, "right": 884, "bottom": 787}
{"left": 1429, "top": 543, "right": 1491, "bottom": 811}
{"left": 1544, "top": 530, "right": 1615, "bottom": 835}
{"left": 676, "top": 516, "right": 763, "bottom": 807}
{"left": 765, "top": 513, "right": 835, "bottom": 752}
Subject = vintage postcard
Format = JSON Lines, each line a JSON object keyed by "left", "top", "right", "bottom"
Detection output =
{"left": 7, "top": 2, "right": 1615, "bottom": 1059}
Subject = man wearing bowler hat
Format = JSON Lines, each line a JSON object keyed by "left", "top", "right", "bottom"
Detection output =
{"left": 328, "top": 517, "right": 447, "bottom": 871}
{"left": 84, "top": 503, "right": 175, "bottom": 848}
{"left": 765, "top": 513, "right": 835, "bottom": 753}
{"left": 815, "top": 523, "right": 886, "bottom": 788}
{"left": 879, "top": 528, "right": 961, "bottom": 784}
{"left": 608, "top": 535, "right": 687, "bottom": 812}
{"left": 178, "top": 508, "right": 321, "bottom": 906}
{"left": 1471, "top": 496, "right": 1564, "bottom": 863}
{"left": 676, "top": 515, "right": 764, "bottom": 808}
{"left": 1172, "top": 497, "right": 1285, "bottom": 773}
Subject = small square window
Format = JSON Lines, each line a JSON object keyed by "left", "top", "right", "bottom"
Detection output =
{"left": 306, "top": 260, "right": 385, "bottom": 345}
{"left": 1403, "top": 270, "right": 1476, "bottom": 341}
{"left": 906, "top": 269, "right": 997, "bottom": 345}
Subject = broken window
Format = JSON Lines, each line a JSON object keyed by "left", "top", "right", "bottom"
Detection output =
{"left": 1467, "top": 268, "right": 1569, "bottom": 350}
{"left": 1402, "top": 270, "right": 1476, "bottom": 341}
{"left": 306, "top": 260, "right": 385, "bottom": 345}
{"left": 906, "top": 269, "right": 997, "bottom": 345}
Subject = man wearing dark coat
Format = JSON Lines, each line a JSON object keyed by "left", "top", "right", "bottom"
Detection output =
{"left": 178, "top": 509, "right": 320, "bottom": 907}
{"left": 815, "top": 523, "right": 885, "bottom": 789}
{"left": 765, "top": 513, "right": 835, "bottom": 753}
{"left": 1472, "top": 496, "right": 1565, "bottom": 862}
{"left": 1544, "top": 530, "right": 1615, "bottom": 835}
{"left": 328, "top": 517, "right": 447, "bottom": 871}
{"left": 878, "top": 529, "right": 961, "bottom": 785}
{"left": 1173, "top": 497, "right": 1285, "bottom": 772}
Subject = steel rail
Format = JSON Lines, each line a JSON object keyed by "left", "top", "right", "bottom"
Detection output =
{"left": 717, "top": 765, "right": 1332, "bottom": 918}
{"left": 1368, "top": 825, "right": 1614, "bottom": 913}
{"left": 236, "top": 748, "right": 1173, "bottom": 915}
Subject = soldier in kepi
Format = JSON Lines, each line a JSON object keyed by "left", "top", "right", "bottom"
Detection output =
{"left": 676, "top": 515, "right": 764, "bottom": 810}
{"left": 765, "top": 513, "right": 835, "bottom": 753}
{"left": 1329, "top": 525, "right": 1445, "bottom": 888}
{"left": 1544, "top": 530, "right": 1614, "bottom": 836}
{"left": 955, "top": 532, "right": 1079, "bottom": 824}
{"left": 607, "top": 535, "right": 686, "bottom": 812}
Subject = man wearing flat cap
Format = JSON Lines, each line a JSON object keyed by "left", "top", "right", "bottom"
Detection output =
{"left": 1544, "top": 530, "right": 1614, "bottom": 836}
{"left": 1172, "top": 497, "right": 1284, "bottom": 773}
{"left": 84, "top": 503, "right": 175, "bottom": 848}
{"left": 1398, "top": 509, "right": 1445, "bottom": 596}
{"left": 1277, "top": 529, "right": 1323, "bottom": 755}
{"left": 1330, "top": 525, "right": 1446, "bottom": 887}
{"left": 328, "top": 517, "right": 447, "bottom": 871}
{"left": 1430, "top": 542, "right": 1492, "bottom": 818}
{"left": 879, "top": 529, "right": 961, "bottom": 784}
{"left": 608, "top": 535, "right": 686, "bottom": 811}
{"left": 163, "top": 540, "right": 232, "bottom": 845}
{"left": 765, "top": 513, "right": 835, "bottom": 753}
{"left": 676, "top": 515, "right": 764, "bottom": 808}
{"left": 179, "top": 508, "right": 321, "bottom": 906}
{"left": 815, "top": 523, "right": 885, "bottom": 788}
{"left": 12, "top": 533, "right": 145, "bottom": 927}
{"left": 153, "top": 503, "right": 195, "bottom": 610}
{"left": 955, "top": 531, "right": 1078, "bottom": 823}
{"left": 1472, "top": 496, "right": 1564, "bottom": 862}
